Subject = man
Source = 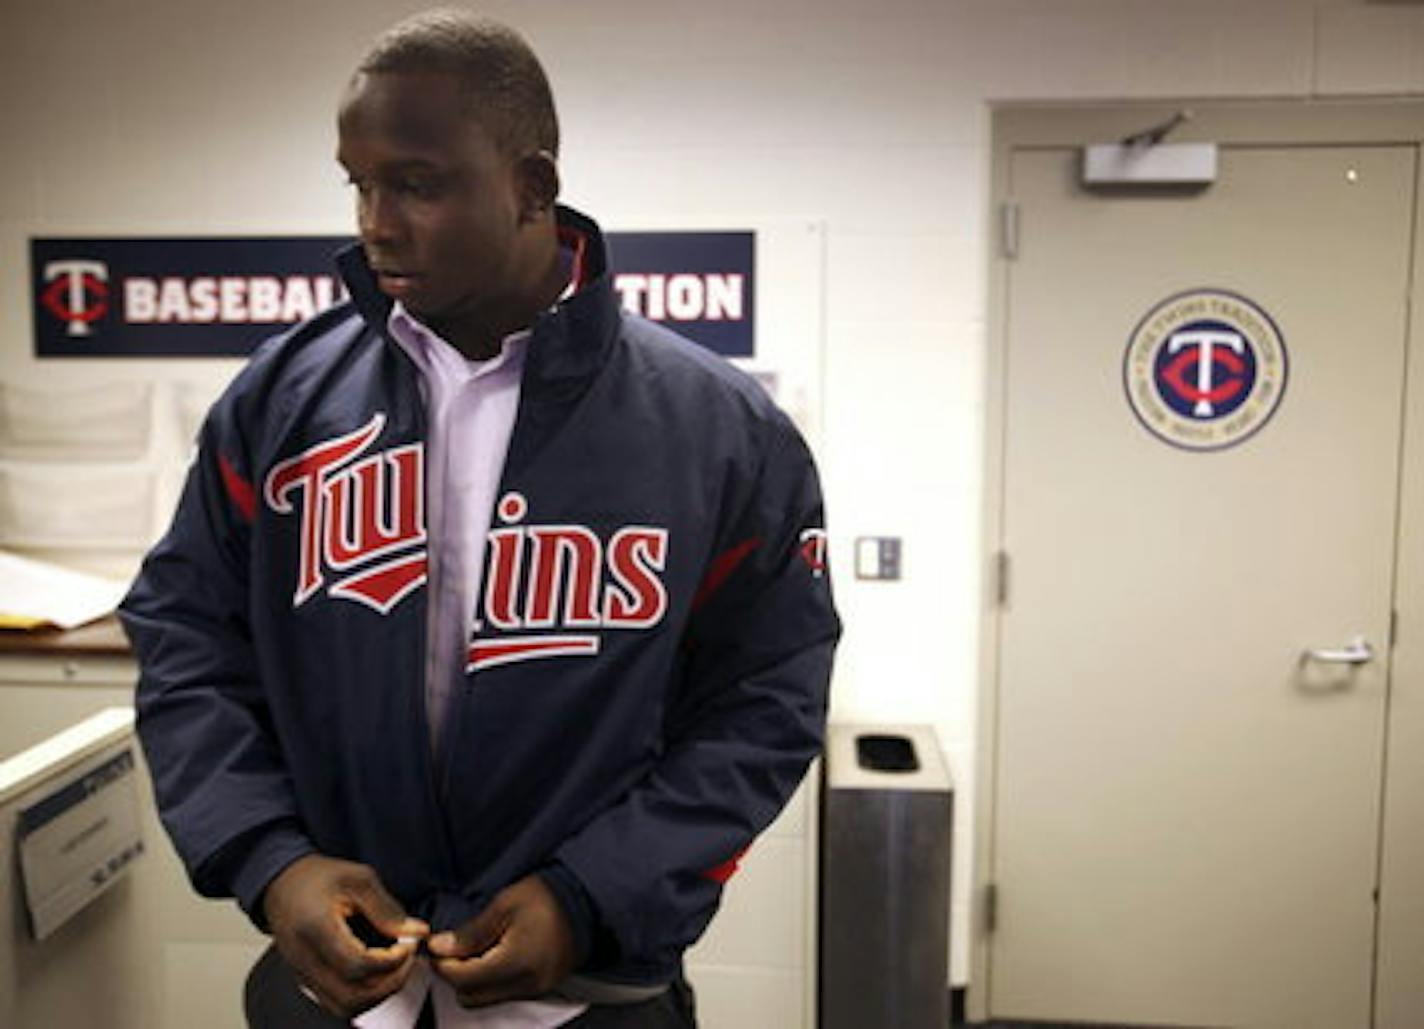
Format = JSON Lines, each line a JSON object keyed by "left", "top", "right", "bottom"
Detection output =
{"left": 120, "top": 10, "right": 838, "bottom": 1028}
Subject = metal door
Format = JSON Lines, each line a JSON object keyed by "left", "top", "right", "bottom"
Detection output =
{"left": 988, "top": 133, "right": 1417, "bottom": 1028}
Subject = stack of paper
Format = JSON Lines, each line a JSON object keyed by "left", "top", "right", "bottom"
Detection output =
{"left": 0, "top": 550, "right": 128, "bottom": 630}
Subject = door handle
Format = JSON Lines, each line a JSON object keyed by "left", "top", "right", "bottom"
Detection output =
{"left": 1300, "top": 635, "right": 1374, "bottom": 666}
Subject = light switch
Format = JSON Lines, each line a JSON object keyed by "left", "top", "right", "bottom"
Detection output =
{"left": 855, "top": 537, "right": 902, "bottom": 581}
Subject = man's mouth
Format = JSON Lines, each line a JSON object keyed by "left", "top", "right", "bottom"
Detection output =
{"left": 373, "top": 269, "right": 421, "bottom": 295}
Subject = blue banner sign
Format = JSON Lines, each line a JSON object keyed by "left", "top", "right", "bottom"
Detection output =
{"left": 607, "top": 231, "right": 754, "bottom": 357}
{"left": 31, "top": 231, "right": 755, "bottom": 359}
{"left": 31, "top": 237, "right": 349, "bottom": 358}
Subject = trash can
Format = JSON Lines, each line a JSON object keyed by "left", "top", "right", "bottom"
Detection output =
{"left": 819, "top": 723, "right": 952, "bottom": 1029}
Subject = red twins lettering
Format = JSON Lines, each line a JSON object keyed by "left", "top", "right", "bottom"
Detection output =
{"left": 324, "top": 445, "right": 424, "bottom": 570}
{"left": 484, "top": 526, "right": 526, "bottom": 630}
{"left": 263, "top": 414, "right": 428, "bottom": 610}
{"left": 478, "top": 493, "right": 668, "bottom": 633}
{"left": 260, "top": 426, "right": 671, "bottom": 655}
{"left": 603, "top": 529, "right": 669, "bottom": 627}
{"left": 468, "top": 493, "right": 671, "bottom": 672}
{"left": 525, "top": 526, "right": 604, "bottom": 628}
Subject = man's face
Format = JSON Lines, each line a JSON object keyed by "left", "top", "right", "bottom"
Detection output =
{"left": 336, "top": 70, "right": 530, "bottom": 326}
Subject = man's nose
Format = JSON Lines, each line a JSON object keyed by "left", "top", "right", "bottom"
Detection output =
{"left": 358, "top": 189, "right": 405, "bottom": 246}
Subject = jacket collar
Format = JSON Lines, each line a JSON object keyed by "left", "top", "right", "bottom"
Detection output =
{"left": 336, "top": 203, "right": 621, "bottom": 391}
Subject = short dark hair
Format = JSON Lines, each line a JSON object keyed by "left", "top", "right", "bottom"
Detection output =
{"left": 357, "top": 9, "right": 559, "bottom": 157}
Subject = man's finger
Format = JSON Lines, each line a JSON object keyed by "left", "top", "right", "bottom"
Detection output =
{"left": 300, "top": 942, "right": 421, "bottom": 1017}
{"left": 428, "top": 903, "right": 506, "bottom": 960}
{"left": 434, "top": 942, "right": 535, "bottom": 1008}
{"left": 309, "top": 910, "right": 416, "bottom": 984}
{"left": 350, "top": 870, "right": 430, "bottom": 941}
{"left": 428, "top": 874, "right": 577, "bottom": 1006}
{"left": 346, "top": 947, "right": 423, "bottom": 1014}
{"left": 267, "top": 856, "right": 427, "bottom": 1016}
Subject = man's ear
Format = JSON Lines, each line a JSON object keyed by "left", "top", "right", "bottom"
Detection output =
{"left": 517, "top": 151, "right": 560, "bottom": 224}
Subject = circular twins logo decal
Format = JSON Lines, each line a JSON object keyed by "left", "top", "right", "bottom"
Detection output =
{"left": 1123, "top": 288, "right": 1288, "bottom": 451}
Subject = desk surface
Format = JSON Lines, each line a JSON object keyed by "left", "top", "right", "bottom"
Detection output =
{"left": 0, "top": 616, "right": 130, "bottom": 657}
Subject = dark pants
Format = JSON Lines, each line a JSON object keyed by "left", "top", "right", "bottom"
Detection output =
{"left": 244, "top": 945, "right": 697, "bottom": 1028}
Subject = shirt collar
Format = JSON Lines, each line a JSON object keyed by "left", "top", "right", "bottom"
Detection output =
{"left": 386, "top": 303, "right": 530, "bottom": 383}
{"left": 385, "top": 235, "right": 585, "bottom": 380}
{"left": 338, "top": 203, "right": 621, "bottom": 392}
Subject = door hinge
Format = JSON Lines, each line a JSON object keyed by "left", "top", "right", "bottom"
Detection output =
{"left": 985, "top": 882, "right": 999, "bottom": 933}
{"left": 1001, "top": 202, "right": 1020, "bottom": 260}
{"left": 994, "top": 550, "right": 1011, "bottom": 607}
{"left": 1390, "top": 609, "right": 1398, "bottom": 649}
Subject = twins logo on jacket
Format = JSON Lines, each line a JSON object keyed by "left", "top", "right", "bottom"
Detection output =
{"left": 260, "top": 413, "right": 670, "bottom": 674}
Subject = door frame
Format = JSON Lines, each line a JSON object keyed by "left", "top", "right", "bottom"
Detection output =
{"left": 973, "top": 99, "right": 1424, "bottom": 1024}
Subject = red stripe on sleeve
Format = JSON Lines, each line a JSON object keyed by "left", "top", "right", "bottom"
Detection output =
{"left": 692, "top": 537, "right": 760, "bottom": 612}
{"left": 703, "top": 847, "right": 749, "bottom": 885}
{"left": 218, "top": 454, "right": 257, "bottom": 523}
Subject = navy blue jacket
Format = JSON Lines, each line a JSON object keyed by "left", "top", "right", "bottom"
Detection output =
{"left": 120, "top": 206, "right": 839, "bottom": 986}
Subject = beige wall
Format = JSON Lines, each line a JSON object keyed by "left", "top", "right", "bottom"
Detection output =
{"left": 2, "top": 0, "right": 1422, "bottom": 988}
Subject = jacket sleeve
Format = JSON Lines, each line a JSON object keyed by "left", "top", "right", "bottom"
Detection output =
{"left": 119, "top": 386, "right": 316, "bottom": 923}
{"left": 552, "top": 414, "right": 840, "bottom": 981}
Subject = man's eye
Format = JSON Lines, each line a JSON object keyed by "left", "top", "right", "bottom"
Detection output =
{"left": 399, "top": 179, "right": 440, "bottom": 199}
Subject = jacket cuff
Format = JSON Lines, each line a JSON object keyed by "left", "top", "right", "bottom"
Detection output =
{"left": 538, "top": 861, "right": 596, "bottom": 968}
{"left": 203, "top": 820, "right": 318, "bottom": 931}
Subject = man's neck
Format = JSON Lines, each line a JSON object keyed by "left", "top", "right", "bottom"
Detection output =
{"left": 432, "top": 245, "right": 568, "bottom": 362}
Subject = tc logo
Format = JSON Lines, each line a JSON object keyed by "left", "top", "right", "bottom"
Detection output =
{"left": 1160, "top": 328, "right": 1249, "bottom": 419}
{"left": 1124, "top": 289, "right": 1288, "bottom": 452}
{"left": 41, "top": 260, "right": 110, "bottom": 336}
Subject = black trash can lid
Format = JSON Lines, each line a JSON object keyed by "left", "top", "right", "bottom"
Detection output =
{"left": 825, "top": 723, "right": 952, "bottom": 792}
{"left": 855, "top": 733, "right": 920, "bottom": 772}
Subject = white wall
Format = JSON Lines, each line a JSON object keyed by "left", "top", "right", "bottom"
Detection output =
{"left": 3, "top": 0, "right": 1422, "bottom": 990}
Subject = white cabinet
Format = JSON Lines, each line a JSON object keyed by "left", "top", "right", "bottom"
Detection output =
{"left": 0, "top": 635, "right": 264, "bottom": 1029}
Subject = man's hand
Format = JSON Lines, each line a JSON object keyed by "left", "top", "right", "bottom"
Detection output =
{"left": 428, "top": 874, "right": 578, "bottom": 1008}
{"left": 263, "top": 854, "right": 429, "bottom": 1018}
